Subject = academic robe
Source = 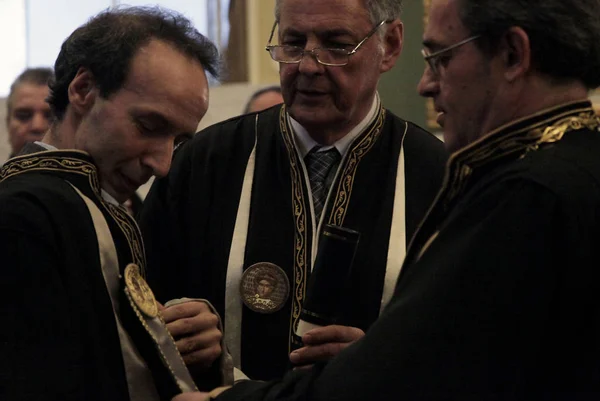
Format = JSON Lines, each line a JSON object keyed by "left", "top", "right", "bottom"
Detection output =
{"left": 141, "top": 104, "right": 447, "bottom": 380}
{"left": 0, "top": 149, "right": 198, "bottom": 401}
{"left": 213, "top": 100, "right": 600, "bottom": 400}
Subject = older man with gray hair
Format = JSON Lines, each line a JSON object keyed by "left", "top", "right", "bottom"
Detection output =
{"left": 142, "top": 0, "right": 446, "bottom": 382}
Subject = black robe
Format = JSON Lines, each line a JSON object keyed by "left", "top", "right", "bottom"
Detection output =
{"left": 213, "top": 100, "right": 600, "bottom": 400}
{"left": 141, "top": 105, "right": 447, "bottom": 380}
{"left": 0, "top": 150, "right": 196, "bottom": 401}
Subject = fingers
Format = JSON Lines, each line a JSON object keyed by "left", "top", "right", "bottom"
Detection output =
{"left": 179, "top": 341, "right": 222, "bottom": 368}
{"left": 302, "top": 325, "right": 364, "bottom": 345}
{"left": 175, "top": 327, "right": 222, "bottom": 367}
{"left": 175, "top": 326, "right": 222, "bottom": 353}
{"left": 162, "top": 301, "right": 224, "bottom": 369}
{"left": 161, "top": 301, "right": 211, "bottom": 324}
{"left": 289, "top": 325, "right": 365, "bottom": 366}
{"left": 163, "top": 303, "right": 219, "bottom": 338}
{"left": 289, "top": 341, "right": 350, "bottom": 366}
{"left": 171, "top": 392, "right": 210, "bottom": 401}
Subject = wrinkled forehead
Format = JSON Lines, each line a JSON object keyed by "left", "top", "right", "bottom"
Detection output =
{"left": 7, "top": 83, "right": 50, "bottom": 112}
{"left": 277, "top": 0, "right": 371, "bottom": 35}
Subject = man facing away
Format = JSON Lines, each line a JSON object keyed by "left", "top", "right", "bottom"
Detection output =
{"left": 174, "top": 0, "right": 600, "bottom": 399}
{"left": 0, "top": 7, "right": 228, "bottom": 401}
{"left": 141, "top": 0, "right": 447, "bottom": 381}
{"left": 4, "top": 67, "right": 53, "bottom": 158}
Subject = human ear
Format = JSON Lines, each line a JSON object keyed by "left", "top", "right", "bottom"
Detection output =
{"left": 500, "top": 27, "right": 531, "bottom": 82}
{"left": 380, "top": 20, "right": 404, "bottom": 73}
{"left": 67, "top": 67, "right": 97, "bottom": 115}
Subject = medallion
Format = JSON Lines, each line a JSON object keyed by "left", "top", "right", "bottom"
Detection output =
{"left": 125, "top": 263, "right": 158, "bottom": 318}
{"left": 240, "top": 262, "right": 290, "bottom": 314}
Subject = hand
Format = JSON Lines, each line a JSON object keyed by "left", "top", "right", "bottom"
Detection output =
{"left": 161, "top": 301, "right": 223, "bottom": 369}
{"left": 172, "top": 392, "right": 210, "bottom": 401}
{"left": 289, "top": 324, "right": 364, "bottom": 368}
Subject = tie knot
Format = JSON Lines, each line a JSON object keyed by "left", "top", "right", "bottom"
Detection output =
{"left": 305, "top": 147, "right": 340, "bottom": 170}
{"left": 305, "top": 147, "right": 341, "bottom": 220}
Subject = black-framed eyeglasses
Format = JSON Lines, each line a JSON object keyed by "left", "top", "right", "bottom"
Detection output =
{"left": 265, "top": 19, "right": 391, "bottom": 67}
{"left": 421, "top": 35, "right": 480, "bottom": 76}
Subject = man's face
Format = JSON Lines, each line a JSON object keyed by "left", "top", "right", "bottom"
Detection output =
{"left": 418, "top": 0, "right": 504, "bottom": 153}
{"left": 277, "top": 0, "right": 395, "bottom": 135}
{"left": 6, "top": 83, "right": 51, "bottom": 155}
{"left": 74, "top": 39, "right": 209, "bottom": 203}
{"left": 257, "top": 279, "right": 275, "bottom": 298}
{"left": 248, "top": 91, "right": 284, "bottom": 113}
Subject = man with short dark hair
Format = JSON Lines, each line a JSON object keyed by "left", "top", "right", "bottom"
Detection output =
{"left": 141, "top": 0, "right": 446, "bottom": 382}
{"left": 5, "top": 67, "right": 53, "bottom": 158}
{"left": 173, "top": 0, "right": 600, "bottom": 399}
{"left": 0, "top": 7, "right": 224, "bottom": 401}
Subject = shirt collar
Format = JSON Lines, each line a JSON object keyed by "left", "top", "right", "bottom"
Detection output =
{"left": 290, "top": 92, "right": 381, "bottom": 157}
{"left": 34, "top": 141, "right": 120, "bottom": 206}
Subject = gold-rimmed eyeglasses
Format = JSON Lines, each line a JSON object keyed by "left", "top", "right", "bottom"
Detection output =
{"left": 265, "top": 19, "right": 392, "bottom": 67}
{"left": 421, "top": 35, "right": 480, "bottom": 76}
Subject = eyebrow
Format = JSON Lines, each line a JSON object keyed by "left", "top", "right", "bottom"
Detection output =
{"left": 135, "top": 111, "right": 192, "bottom": 135}
{"left": 422, "top": 39, "right": 442, "bottom": 50}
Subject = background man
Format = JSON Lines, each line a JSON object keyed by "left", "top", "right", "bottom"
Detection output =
{"left": 243, "top": 86, "right": 284, "bottom": 113}
{"left": 0, "top": 7, "right": 224, "bottom": 401}
{"left": 174, "top": 0, "right": 600, "bottom": 399}
{"left": 4, "top": 67, "right": 53, "bottom": 158}
{"left": 142, "top": 0, "right": 446, "bottom": 381}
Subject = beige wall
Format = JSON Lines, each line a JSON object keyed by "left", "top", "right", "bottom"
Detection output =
{"left": 0, "top": 98, "right": 8, "bottom": 162}
{"left": 246, "top": 0, "right": 279, "bottom": 85}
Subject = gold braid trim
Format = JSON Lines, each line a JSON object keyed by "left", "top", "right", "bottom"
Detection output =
{"left": 443, "top": 111, "right": 600, "bottom": 212}
{"left": 279, "top": 106, "right": 310, "bottom": 351}
{"left": 328, "top": 106, "right": 387, "bottom": 226}
{"left": 278, "top": 105, "right": 387, "bottom": 349}
{"left": 526, "top": 112, "right": 600, "bottom": 151}
{"left": 0, "top": 153, "right": 146, "bottom": 275}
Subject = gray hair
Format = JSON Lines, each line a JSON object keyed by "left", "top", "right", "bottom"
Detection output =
{"left": 458, "top": 0, "right": 600, "bottom": 89}
{"left": 275, "top": 0, "right": 403, "bottom": 25}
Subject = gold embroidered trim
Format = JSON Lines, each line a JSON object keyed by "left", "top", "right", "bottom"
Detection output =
{"left": 279, "top": 105, "right": 387, "bottom": 350}
{"left": 526, "top": 112, "right": 600, "bottom": 151}
{"left": 444, "top": 110, "right": 600, "bottom": 211}
{"left": 279, "top": 106, "right": 310, "bottom": 351}
{"left": 0, "top": 153, "right": 146, "bottom": 274}
{"left": 1, "top": 156, "right": 99, "bottom": 186}
{"left": 328, "top": 106, "right": 387, "bottom": 226}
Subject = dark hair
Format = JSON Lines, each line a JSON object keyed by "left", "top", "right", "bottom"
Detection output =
{"left": 48, "top": 6, "right": 220, "bottom": 120}
{"left": 7, "top": 67, "right": 54, "bottom": 113}
{"left": 243, "top": 86, "right": 282, "bottom": 113}
{"left": 458, "top": 0, "right": 600, "bottom": 89}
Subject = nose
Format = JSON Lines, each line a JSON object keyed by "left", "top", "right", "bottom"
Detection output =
{"left": 298, "top": 49, "right": 324, "bottom": 75}
{"left": 142, "top": 138, "right": 174, "bottom": 178}
{"left": 30, "top": 112, "right": 50, "bottom": 133}
{"left": 417, "top": 66, "right": 439, "bottom": 98}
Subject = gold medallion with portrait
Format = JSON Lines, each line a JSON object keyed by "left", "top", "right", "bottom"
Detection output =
{"left": 240, "top": 262, "right": 290, "bottom": 314}
{"left": 125, "top": 263, "right": 158, "bottom": 318}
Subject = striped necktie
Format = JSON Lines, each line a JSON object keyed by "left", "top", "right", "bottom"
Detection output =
{"left": 305, "top": 146, "right": 341, "bottom": 220}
